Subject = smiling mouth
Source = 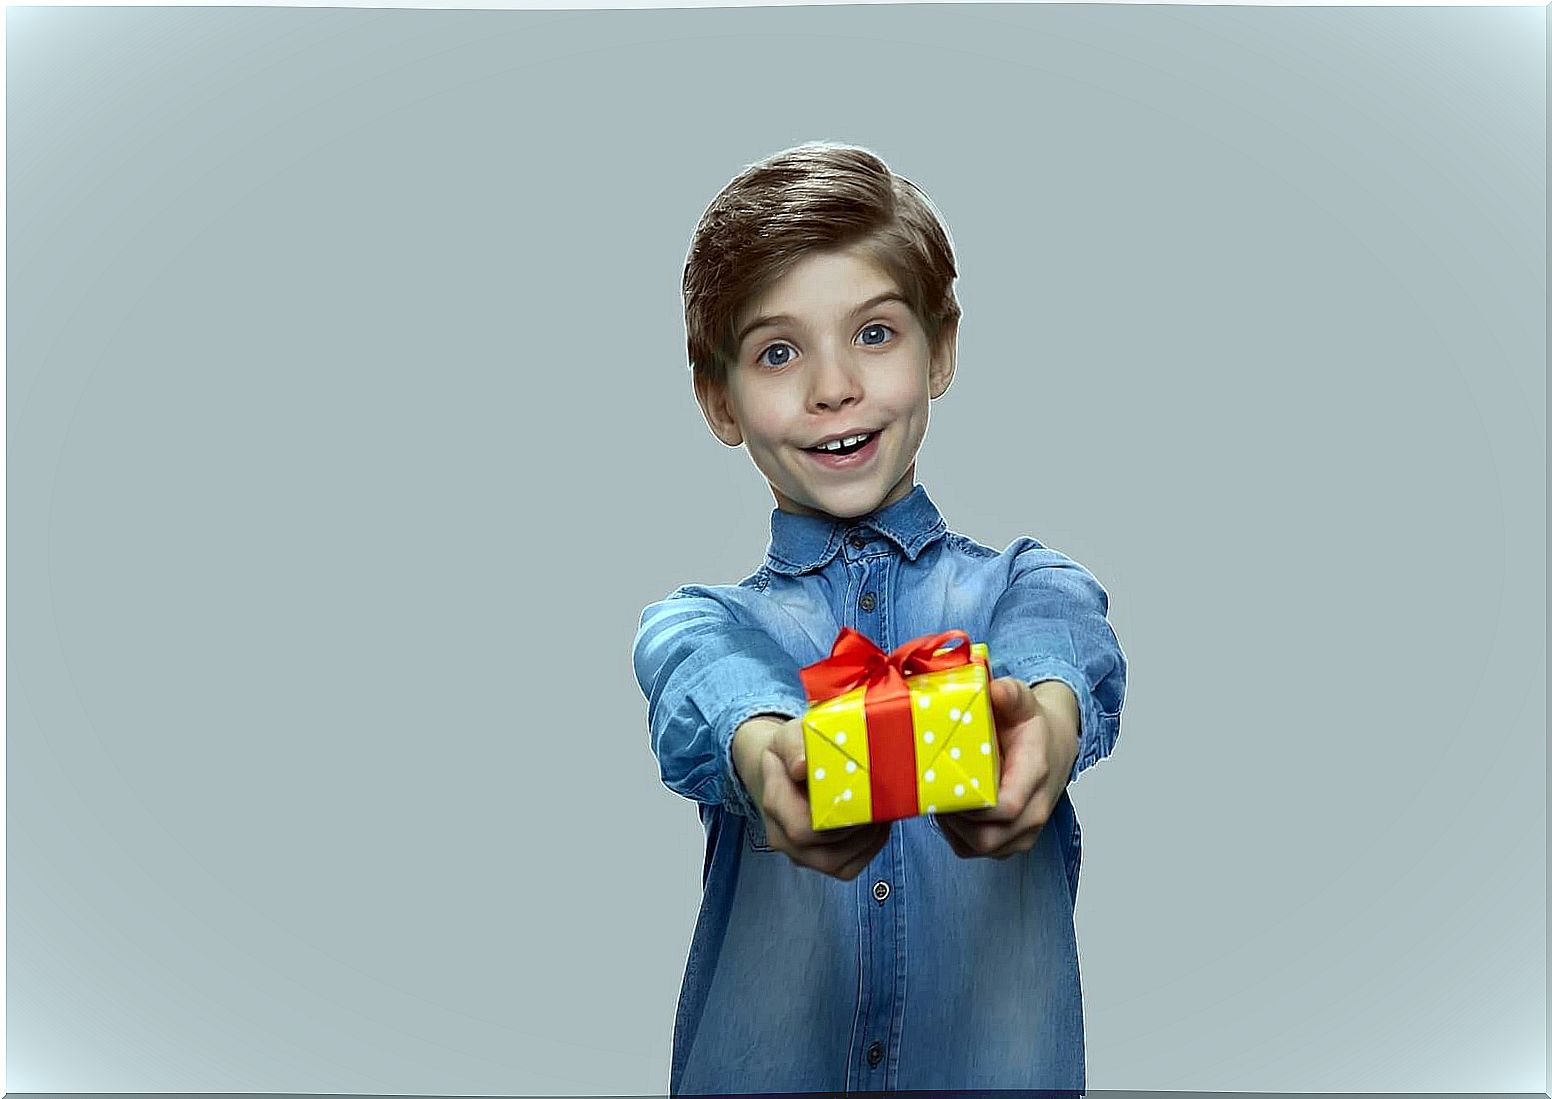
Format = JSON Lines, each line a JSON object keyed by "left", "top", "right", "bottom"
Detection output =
{"left": 805, "top": 430, "right": 876, "bottom": 456}
{"left": 803, "top": 429, "right": 882, "bottom": 469}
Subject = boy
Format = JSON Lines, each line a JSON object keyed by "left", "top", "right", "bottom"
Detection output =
{"left": 632, "top": 142, "right": 1127, "bottom": 1096}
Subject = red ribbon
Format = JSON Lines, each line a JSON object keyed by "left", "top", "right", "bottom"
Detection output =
{"left": 800, "top": 628, "right": 981, "bottom": 821}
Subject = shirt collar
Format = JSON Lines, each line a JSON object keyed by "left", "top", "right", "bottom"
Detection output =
{"left": 764, "top": 483, "right": 949, "bottom": 576}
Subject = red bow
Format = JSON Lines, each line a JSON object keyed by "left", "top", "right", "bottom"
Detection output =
{"left": 800, "top": 628, "right": 979, "bottom": 822}
{"left": 799, "top": 627, "right": 974, "bottom": 702}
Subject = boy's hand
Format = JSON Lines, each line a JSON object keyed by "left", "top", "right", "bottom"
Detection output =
{"left": 935, "top": 678, "right": 1081, "bottom": 861}
{"left": 733, "top": 716, "right": 891, "bottom": 880}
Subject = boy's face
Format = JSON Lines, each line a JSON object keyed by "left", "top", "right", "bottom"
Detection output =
{"left": 695, "top": 245, "right": 957, "bottom": 521}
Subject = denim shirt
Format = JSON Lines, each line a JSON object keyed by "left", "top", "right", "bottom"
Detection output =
{"left": 632, "top": 484, "right": 1127, "bottom": 1095}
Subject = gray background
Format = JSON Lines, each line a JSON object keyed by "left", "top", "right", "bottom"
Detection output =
{"left": 6, "top": 4, "right": 1545, "bottom": 1094}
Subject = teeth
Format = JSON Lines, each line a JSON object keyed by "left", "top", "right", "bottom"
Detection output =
{"left": 816, "top": 432, "right": 871, "bottom": 452}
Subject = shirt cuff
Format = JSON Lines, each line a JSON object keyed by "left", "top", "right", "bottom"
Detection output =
{"left": 996, "top": 654, "right": 1101, "bottom": 788}
{"left": 716, "top": 691, "right": 807, "bottom": 848}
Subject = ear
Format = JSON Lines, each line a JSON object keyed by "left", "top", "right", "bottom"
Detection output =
{"left": 927, "top": 317, "right": 959, "bottom": 399}
{"left": 693, "top": 369, "right": 745, "bottom": 447}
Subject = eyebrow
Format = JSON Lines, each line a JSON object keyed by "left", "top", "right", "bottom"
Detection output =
{"left": 736, "top": 291, "right": 908, "bottom": 348}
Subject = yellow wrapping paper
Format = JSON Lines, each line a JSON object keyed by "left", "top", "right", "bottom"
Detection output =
{"left": 803, "top": 641, "right": 1001, "bottom": 831}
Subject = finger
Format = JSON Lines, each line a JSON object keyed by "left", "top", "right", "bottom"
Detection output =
{"left": 983, "top": 821, "right": 1045, "bottom": 861}
{"left": 955, "top": 783, "right": 1010, "bottom": 822}
{"left": 794, "top": 825, "right": 881, "bottom": 875}
{"left": 803, "top": 820, "right": 886, "bottom": 875}
{"left": 851, "top": 826, "right": 892, "bottom": 876}
{"left": 775, "top": 717, "right": 808, "bottom": 760}
{"left": 935, "top": 814, "right": 981, "bottom": 859}
{"left": 766, "top": 721, "right": 808, "bottom": 785}
{"left": 759, "top": 750, "right": 805, "bottom": 847}
{"left": 969, "top": 742, "right": 1047, "bottom": 827}
{"left": 952, "top": 803, "right": 1049, "bottom": 860}
{"left": 765, "top": 750, "right": 855, "bottom": 852}
{"left": 789, "top": 815, "right": 878, "bottom": 852}
{"left": 955, "top": 782, "right": 1014, "bottom": 825}
{"left": 831, "top": 825, "right": 891, "bottom": 880}
{"left": 805, "top": 822, "right": 870, "bottom": 845}
{"left": 942, "top": 808, "right": 1019, "bottom": 856}
{"left": 989, "top": 676, "right": 1040, "bottom": 724}
{"left": 809, "top": 833, "right": 873, "bottom": 878}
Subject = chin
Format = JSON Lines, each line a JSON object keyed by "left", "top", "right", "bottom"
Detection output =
{"left": 809, "top": 490, "right": 888, "bottom": 520}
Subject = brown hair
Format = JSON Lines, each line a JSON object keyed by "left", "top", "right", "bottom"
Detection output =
{"left": 682, "top": 142, "right": 961, "bottom": 384}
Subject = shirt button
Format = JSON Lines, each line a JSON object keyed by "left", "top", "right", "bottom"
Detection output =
{"left": 867, "top": 1040, "right": 884, "bottom": 1067}
{"left": 872, "top": 880, "right": 890, "bottom": 902}
{"left": 858, "top": 592, "right": 876, "bottom": 612}
{"left": 850, "top": 534, "right": 867, "bottom": 549}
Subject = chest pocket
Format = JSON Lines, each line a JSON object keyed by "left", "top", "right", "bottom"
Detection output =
{"left": 744, "top": 817, "right": 773, "bottom": 853}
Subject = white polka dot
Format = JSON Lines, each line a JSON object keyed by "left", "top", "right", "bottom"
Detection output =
{"left": 842, "top": 788, "right": 853, "bottom": 801}
{"left": 961, "top": 711, "right": 973, "bottom": 724}
{"left": 949, "top": 746, "right": 961, "bottom": 760}
{"left": 925, "top": 769, "right": 935, "bottom": 783}
{"left": 981, "top": 741, "right": 991, "bottom": 754}
{"left": 814, "top": 767, "right": 825, "bottom": 781}
{"left": 926, "top": 804, "right": 937, "bottom": 813}
{"left": 923, "top": 730, "right": 934, "bottom": 744}
{"left": 918, "top": 695, "right": 931, "bottom": 708}
{"left": 845, "top": 760, "right": 857, "bottom": 774}
{"left": 949, "top": 708, "right": 961, "bottom": 721}
{"left": 835, "top": 732, "right": 846, "bottom": 745}
{"left": 971, "top": 777, "right": 980, "bottom": 788}
{"left": 954, "top": 783, "right": 965, "bottom": 796}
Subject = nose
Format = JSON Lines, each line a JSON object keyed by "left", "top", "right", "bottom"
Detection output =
{"left": 806, "top": 350, "right": 863, "bottom": 413}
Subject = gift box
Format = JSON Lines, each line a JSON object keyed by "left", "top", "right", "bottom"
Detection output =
{"left": 799, "top": 628, "right": 1001, "bottom": 832}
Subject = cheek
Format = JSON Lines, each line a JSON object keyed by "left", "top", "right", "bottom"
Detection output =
{"left": 882, "top": 381, "right": 932, "bottom": 423}
{"left": 727, "top": 391, "right": 780, "bottom": 443}
{"left": 742, "top": 412, "right": 791, "bottom": 453}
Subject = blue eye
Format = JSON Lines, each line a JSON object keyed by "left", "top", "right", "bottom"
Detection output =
{"left": 755, "top": 324, "right": 896, "bottom": 368}
{"left": 758, "top": 343, "right": 794, "bottom": 369}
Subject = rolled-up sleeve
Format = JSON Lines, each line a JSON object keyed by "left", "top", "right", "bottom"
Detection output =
{"left": 632, "top": 586, "right": 810, "bottom": 842}
{"left": 984, "top": 540, "right": 1128, "bottom": 786}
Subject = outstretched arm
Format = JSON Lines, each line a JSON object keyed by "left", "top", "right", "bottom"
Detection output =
{"left": 937, "top": 542, "right": 1127, "bottom": 859}
{"left": 984, "top": 540, "right": 1128, "bottom": 788}
{"left": 636, "top": 589, "right": 896, "bottom": 876}
{"left": 632, "top": 586, "right": 809, "bottom": 844}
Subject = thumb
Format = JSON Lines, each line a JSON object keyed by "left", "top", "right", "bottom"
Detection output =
{"left": 991, "top": 676, "right": 1040, "bottom": 722}
{"left": 758, "top": 748, "right": 785, "bottom": 805}
{"left": 772, "top": 718, "right": 807, "bottom": 781}
{"left": 784, "top": 743, "right": 807, "bottom": 783}
{"left": 763, "top": 741, "right": 806, "bottom": 785}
